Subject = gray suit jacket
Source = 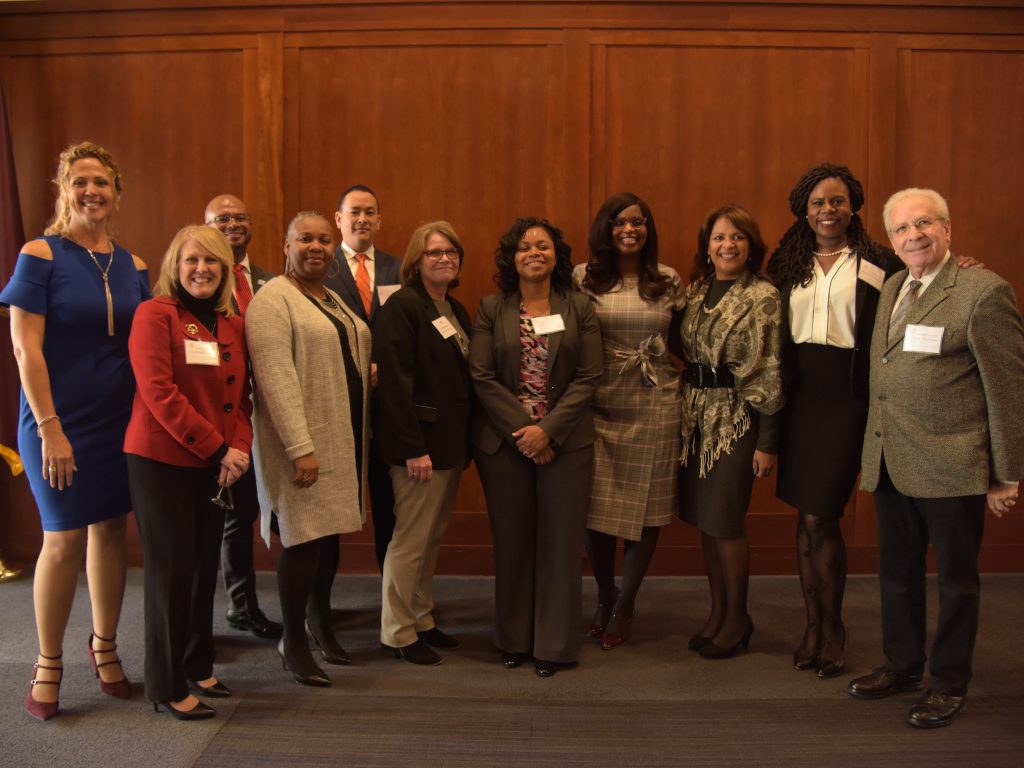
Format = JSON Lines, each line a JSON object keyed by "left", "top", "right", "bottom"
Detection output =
{"left": 860, "top": 254, "right": 1024, "bottom": 497}
{"left": 324, "top": 247, "right": 401, "bottom": 326}
{"left": 469, "top": 289, "right": 603, "bottom": 455}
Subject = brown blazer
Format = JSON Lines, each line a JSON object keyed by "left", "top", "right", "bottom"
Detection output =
{"left": 860, "top": 254, "right": 1024, "bottom": 497}
{"left": 469, "top": 288, "right": 603, "bottom": 455}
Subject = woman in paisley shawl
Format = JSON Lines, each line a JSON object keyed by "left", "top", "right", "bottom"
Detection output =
{"left": 679, "top": 204, "right": 784, "bottom": 659}
{"left": 470, "top": 217, "right": 602, "bottom": 678}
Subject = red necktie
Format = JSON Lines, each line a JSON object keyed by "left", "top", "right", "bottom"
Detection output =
{"left": 355, "top": 253, "right": 373, "bottom": 318}
{"left": 233, "top": 263, "right": 253, "bottom": 314}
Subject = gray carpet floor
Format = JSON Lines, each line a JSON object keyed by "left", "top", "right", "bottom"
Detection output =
{"left": 1, "top": 570, "right": 1022, "bottom": 767}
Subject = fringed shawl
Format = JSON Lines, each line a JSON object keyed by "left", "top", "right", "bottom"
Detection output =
{"left": 679, "top": 271, "right": 784, "bottom": 477}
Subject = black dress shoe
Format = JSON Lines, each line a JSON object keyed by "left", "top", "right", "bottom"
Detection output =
{"left": 277, "top": 640, "right": 330, "bottom": 687}
{"left": 153, "top": 700, "right": 215, "bottom": 720}
{"left": 306, "top": 622, "right": 351, "bottom": 666}
{"left": 907, "top": 689, "right": 966, "bottom": 729}
{"left": 502, "top": 652, "right": 530, "bottom": 669}
{"left": 226, "top": 608, "right": 283, "bottom": 640}
{"left": 385, "top": 640, "right": 442, "bottom": 666}
{"left": 189, "top": 679, "right": 231, "bottom": 698}
{"left": 534, "top": 659, "right": 575, "bottom": 678}
{"left": 417, "top": 627, "right": 460, "bottom": 649}
{"left": 688, "top": 632, "right": 713, "bottom": 652}
{"left": 846, "top": 668, "right": 922, "bottom": 700}
{"left": 699, "top": 619, "right": 754, "bottom": 660}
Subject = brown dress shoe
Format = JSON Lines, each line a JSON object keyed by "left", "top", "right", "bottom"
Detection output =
{"left": 846, "top": 668, "right": 922, "bottom": 700}
{"left": 907, "top": 689, "right": 966, "bottom": 728}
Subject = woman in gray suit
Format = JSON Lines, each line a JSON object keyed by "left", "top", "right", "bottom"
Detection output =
{"left": 470, "top": 217, "right": 603, "bottom": 678}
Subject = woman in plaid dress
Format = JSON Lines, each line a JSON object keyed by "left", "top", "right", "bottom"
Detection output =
{"left": 573, "top": 192, "right": 685, "bottom": 650}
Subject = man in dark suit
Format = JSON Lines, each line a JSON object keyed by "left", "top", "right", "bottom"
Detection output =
{"left": 204, "top": 193, "right": 281, "bottom": 640}
{"left": 324, "top": 185, "right": 402, "bottom": 571}
{"left": 851, "top": 188, "right": 1024, "bottom": 728}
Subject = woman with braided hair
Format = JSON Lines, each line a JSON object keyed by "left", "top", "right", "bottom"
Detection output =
{"left": 766, "top": 163, "right": 899, "bottom": 678}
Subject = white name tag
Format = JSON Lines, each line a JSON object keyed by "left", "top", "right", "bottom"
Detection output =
{"left": 857, "top": 259, "right": 885, "bottom": 291}
{"left": 377, "top": 284, "right": 400, "bottom": 306}
{"left": 185, "top": 339, "right": 221, "bottom": 366}
{"left": 903, "top": 324, "right": 944, "bottom": 354}
{"left": 530, "top": 313, "right": 566, "bottom": 335}
{"left": 432, "top": 315, "right": 457, "bottom": 339}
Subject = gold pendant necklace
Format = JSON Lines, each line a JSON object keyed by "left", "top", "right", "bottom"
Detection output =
{"left": 86, "top": 244, "right": 116, "bottom": 337}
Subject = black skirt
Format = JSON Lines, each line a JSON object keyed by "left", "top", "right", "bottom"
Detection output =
{"left": 679, "top": 421, "right": 758, "bottom": 539}
{"left": 776, "top": 343, "right": 867, "bottom": 518}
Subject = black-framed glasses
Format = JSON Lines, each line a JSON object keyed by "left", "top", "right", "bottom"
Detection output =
{"left": 209, "top": 213, "right": 252, "bottom": 225}
{"left": 610, "top": 216, "right": 647, "bottom": 230}
{"left": 211, "top": 484, "right": 234, "bottom": 511}
{"left": 423, "top": 248, "right": 461, "bottom": 261}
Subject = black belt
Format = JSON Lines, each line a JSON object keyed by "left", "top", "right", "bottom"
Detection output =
{"left": 683, "top": 363, "right": 735, "bottom": 389}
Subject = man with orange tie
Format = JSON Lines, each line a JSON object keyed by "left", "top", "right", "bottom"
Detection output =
{"left": 324, "top": 185, "right": 401, "bottom": 571}
{"left": 204, "top": 194, "right": 282, "bottom": 640}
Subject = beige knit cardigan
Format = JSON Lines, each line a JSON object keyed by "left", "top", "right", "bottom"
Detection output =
{"left": 246, "top": 276, "right": 371, "bottom": 548}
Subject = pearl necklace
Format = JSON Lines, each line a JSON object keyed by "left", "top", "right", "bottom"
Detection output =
{"left": 812, "top": 246, "right": 849, "bottom": 259}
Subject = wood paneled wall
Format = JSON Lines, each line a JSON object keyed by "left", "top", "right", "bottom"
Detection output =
{"left": 2, "top": 1, "right": 1023, "bottom": 574}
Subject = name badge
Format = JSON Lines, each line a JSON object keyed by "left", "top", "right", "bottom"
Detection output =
{"left": 185, "top": 339, "right": 221, "bottom": 366}
{"left": 432, "top": 315, "right": 457, "bottom": 340}
{"left": 530, "top": 314, "right": 566, "bottom": 335}
{"left": 857, "top": 259, "right": 885, "bottom": 291}
{"left": 377, "top": 284, "right": 400, "bottom": 306}
{"left": 903, "top": 324, "right": 944, "bottom": 354}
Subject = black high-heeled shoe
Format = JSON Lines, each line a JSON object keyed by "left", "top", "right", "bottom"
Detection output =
{"left": 587, "top": 587, "right": 620, "bottom": 639}
{"left": 793, "top": 624, "right": 820, "bottom": 670}
{"left": 190, "top": 679, "right": 231, "bottom": 698}
{"left": 688, "top": 632, "right": 713, "bottom": 652}
{"left": 699, "top": 618, "right": 754, "bottom": 659}
{"left": 153, "top": 699, "right": 215, "bottom": 720}
{"left": 817, "top": 625, "right": 847, "bottom": 679}
{"left": 306, "top": 622, "right": 351, "bottom": 666}
{"left": 277, "top": 640, "right": 330, "bottom": 687}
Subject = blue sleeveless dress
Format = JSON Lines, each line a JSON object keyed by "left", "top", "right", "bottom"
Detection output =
{"left": 0, "top": 235, "right": 151, "bottom": 530}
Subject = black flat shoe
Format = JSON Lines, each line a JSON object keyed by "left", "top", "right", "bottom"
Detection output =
{"left": 699, "top": 618, "right": 754, "bottom": 660}
{"left": 189, "top": 679, "right": 231, "bottom": 698}
{"left": 502, "top": 652, "right": 530, "bottom": 669}
{"left": 384, "top": 639, "right": 442, "bottom": 666}
{"left": 907, "top": 689, "right": 966, "bottom": 729}
{"left": 688, "top": 632, "right": 713, "bottom": 652}
{"left": 306, "top": 623, "right": 351, "bottom": 666}
{"left": 277, "top": 640, "right": 330, "bottom": 687}
{"left": 153, "top": 700, "right": 215, "bottom": 720}
{"left": 417, "top": 627, "right": 460, "bottom": 650}
{"left": 534, "top": 659, "right": 575, "bottom": 678}
{"left": 226, "top": 608, "right": 283, "bottom": 640}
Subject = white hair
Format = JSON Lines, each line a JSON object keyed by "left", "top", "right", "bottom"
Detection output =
{"left": 882, "top": 188, "right": 950, "bottom": 233}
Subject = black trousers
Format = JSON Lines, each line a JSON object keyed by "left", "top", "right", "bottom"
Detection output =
{"left": 127, "top": 454, "right": 226, "bottom": 703}
{"left": 368, "top": 439, "right": 396, "bottom": 572}
{"left": 221, "top": 465, "right": 261, "bottom": 613}
{"left": 874, "top": 458, "right": 985, "bottom": 695}
{"left": 475, "top": 441, "right": 593, "bottom": 664}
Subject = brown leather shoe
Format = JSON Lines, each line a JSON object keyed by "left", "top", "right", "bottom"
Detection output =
{"left": 847, "top": 668, "right": 922, "bottom": 700}
{"left": 907, "top": 689, "right": 966, "bottom": 728}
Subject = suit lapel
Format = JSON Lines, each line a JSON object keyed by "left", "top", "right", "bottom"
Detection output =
{"left": 333, "top": 249, "right": 367, "bottom": 321}
{"left": 906, "top": 254, "right": 956, "bottom": 327}
{"left": 501, "top": 294, "right": 522, "bottom": 388}
{"left": 546, "top": 291, "right": 566, "bottom": 369}
{"left": 880, "top": 269, "right": 906, "bottom": 354}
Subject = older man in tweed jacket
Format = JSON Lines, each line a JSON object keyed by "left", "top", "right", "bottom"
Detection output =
{"left": 851, "top": 188, "right": 1024, "bottom": 729}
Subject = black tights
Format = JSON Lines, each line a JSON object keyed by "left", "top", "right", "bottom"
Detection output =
{"left": 795, "top": 513, "right": 847, "bottom": 661}
{"left": 698, "top": 533, "right": 750, "bottom": 646}
{"left": 277, "top": 534, "right": 341, "bottom": 670}
{"left": 585, "top": 526, "right": 661, "bottom": 619}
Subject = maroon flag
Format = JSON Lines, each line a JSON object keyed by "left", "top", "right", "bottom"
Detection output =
{"left": 0, "top": 80, "right": 25, "bottom": 476}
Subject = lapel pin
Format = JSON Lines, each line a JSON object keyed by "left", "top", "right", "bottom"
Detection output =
{"left": 185, "top": 323, "right": 200, "bottom": 336}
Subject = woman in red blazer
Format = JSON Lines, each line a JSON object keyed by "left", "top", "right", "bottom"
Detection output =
{"left": 124, "top": 225, "right": 253, "bottom": 720}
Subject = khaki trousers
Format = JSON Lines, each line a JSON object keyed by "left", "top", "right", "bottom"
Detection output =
{"left": 380, "top": 465, "right": 462, "bottom": 647}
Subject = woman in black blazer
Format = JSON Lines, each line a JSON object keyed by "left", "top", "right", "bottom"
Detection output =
{"left": 470, "top": 218, "right": 603, "bottom": 678}
{"left": 373, "top": 221, "right": 472, "bottom": 666}
{"left": 766, "top": 163, "right": 899, "bottom": 677}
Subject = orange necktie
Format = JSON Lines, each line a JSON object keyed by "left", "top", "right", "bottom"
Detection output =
{"left": 233, "top": 263, "right": 253, "bottom": 314}
{"left": 355, "top": 252, "right": 373, "bottom": 318}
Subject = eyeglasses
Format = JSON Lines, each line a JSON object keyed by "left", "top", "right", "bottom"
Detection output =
{"left": 423, "top": 248, "right": 461, "bottom": 261}
{"left": 889, "top": 217, "right": 943, "bottom": 238}
{"left": 610, "top": 216, "right": 647, "bottom": 230}
{"left": 210, "top": 484, "right": 234, "bottom": 511}
{"left": 209, "top": 213, "right": 252, "bottom": 225}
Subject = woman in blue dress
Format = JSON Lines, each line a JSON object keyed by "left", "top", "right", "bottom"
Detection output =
{"left": 1, "top": 142, "right": 150, "bottom": 720}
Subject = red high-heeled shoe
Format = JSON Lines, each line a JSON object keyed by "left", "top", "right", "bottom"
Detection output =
{"left": 24, "top": 651, "right": 63, "bottom": 721}
{"left": 88, "top": 632, "right": 132, "bottom": 699}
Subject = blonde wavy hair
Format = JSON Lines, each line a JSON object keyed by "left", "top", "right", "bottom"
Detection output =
{"left": 44, "top": 141, "right": 123, "bottom": 237}
{"left": 154, "top": 225, "right": 236, "bottom": 316}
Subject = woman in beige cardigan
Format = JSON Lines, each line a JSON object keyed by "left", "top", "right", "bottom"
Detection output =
{"left": 247, "top": 211, "right": 371, "bottom": 687}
